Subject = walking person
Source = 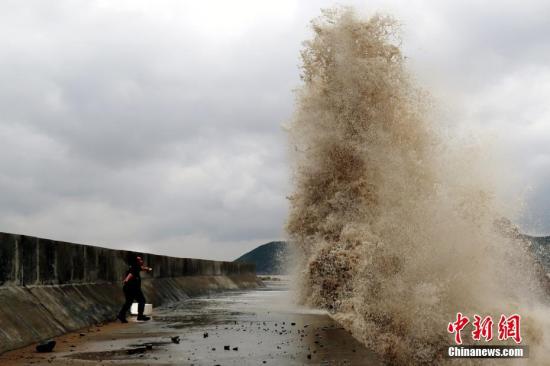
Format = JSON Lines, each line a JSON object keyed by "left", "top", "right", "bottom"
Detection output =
{"left": 117, "top": 255, "right": 153, "bottom": 323}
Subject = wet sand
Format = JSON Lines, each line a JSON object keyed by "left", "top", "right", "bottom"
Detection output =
{"left": 0, "top": 279, "right": 381, "bottom": 365}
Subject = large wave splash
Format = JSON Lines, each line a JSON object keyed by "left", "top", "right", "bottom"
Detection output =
{"left": 286, "top": 8, "right": 549, "bottom": 365}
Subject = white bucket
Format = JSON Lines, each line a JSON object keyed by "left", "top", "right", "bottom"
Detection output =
{"left": 130, "top": 303, "right": 153, "bottom": 316}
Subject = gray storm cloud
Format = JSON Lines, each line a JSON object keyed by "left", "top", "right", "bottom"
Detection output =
{"left": 0, "top": 0, "right": 549, "bottom": 259}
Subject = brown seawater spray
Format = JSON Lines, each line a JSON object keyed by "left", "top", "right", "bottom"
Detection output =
{"left": 286, "top": 7, "right": 550, "bottom": 365}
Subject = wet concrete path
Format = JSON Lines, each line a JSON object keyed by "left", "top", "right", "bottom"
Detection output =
{"left": 1, "top": 279, "right": 381, "bottom": 365}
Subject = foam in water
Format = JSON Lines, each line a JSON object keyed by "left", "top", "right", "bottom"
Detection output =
{"left": 286, "top": 7, "right": 550, "bottom": 365}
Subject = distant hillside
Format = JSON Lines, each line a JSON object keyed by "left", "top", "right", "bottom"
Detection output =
{"left": 234, "top": 236, "right": 550, "bottom": 275}
{"left": 524, "top": 235, "right": 550, "bottom": 272}
{"left": 234, "top": 241, "right": 290, "bottom": 275}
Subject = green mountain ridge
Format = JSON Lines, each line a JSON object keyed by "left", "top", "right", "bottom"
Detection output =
{"left": 234, "top": 241, "right": 290, "bottom": 275}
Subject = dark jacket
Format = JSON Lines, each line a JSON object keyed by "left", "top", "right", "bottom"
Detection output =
{"left": 125, "top": 264, "right": 141, "bottom": 288}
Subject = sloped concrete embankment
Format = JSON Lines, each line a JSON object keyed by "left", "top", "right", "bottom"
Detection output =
{"left": 0, "top": 232, "right": 259, "bottom": 354}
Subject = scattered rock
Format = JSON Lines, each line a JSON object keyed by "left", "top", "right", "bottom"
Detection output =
{"left": 171, "top": 336, "right": 180, "bottom": 344}
{"left": 232, "top": 347, "right": 238, "bottom": 351}
{"left": 36, "top": 340, "right": 56, "bottom": 353}
{"left": 224, "top": 345, "right": 230, "bottom": 351}
{"left": 203, "top": 332, "right": 209, "bottom": 338}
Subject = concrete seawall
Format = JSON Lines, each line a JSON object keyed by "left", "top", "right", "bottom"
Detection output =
{"left": 0, "top": 232, "right": 259, "bottom": 354}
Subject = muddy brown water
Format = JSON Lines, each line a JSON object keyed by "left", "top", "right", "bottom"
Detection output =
{"left": 0, "top": 279, "right": 381, "bottom": 365}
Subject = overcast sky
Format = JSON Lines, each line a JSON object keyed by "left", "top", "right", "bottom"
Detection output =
{"left": 1, "top": 0, "right": 549, "bottom": 260}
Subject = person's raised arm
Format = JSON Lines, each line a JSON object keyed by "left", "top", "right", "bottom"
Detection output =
{"left": 141, "top": 265, "right": 153, "bottom": 273}
{"left": 123, "top": 273, "right": 134, "bottom": 284}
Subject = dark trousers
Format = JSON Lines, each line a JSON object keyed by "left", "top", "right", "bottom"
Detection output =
{"left": 118, "top": 284, "right": 145, "bottom": 318}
